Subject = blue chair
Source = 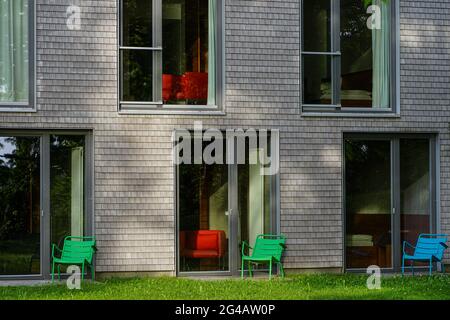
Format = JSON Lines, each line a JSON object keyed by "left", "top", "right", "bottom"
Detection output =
{"left": 402, "top": 233, "right": 448, "bottom": 276}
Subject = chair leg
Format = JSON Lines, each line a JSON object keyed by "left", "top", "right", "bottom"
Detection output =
{"left": 442, "top": 262, "right": 445, "bottom": 274}
{"left": 269, "top": 260, "right": 272, "bottom": 280}
{"left": 429, "top": 258, "right": 432, "bottom": 276}
{"left": 57, "top": 265, "right": 61, "bottom": 281}
{"left": 52, "top": 261, "right": 55, "bottom": 283}
{"left": 402, "top": 257, "right": 405, "bottom": 276}
{"left": 82, "top": 262, "right": 85, "bottom": 281}
{"left": 241, "top": 259, "right": 244, "bottom": 279}
{"left": 248, "top": 261, "right": 253, "bottom": 277}
{"left": 279, "top": 262, "right": 285, "bottom": 278}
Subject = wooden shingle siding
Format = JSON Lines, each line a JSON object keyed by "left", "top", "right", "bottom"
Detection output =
{"left": 0, "top": 0, "right": 448, "bottom": 272}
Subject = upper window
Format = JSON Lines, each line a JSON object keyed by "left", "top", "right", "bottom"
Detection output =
{"left": 0, "top": 0, "right": 34, "bottom": 111}
{"left": 302, "top": 0, "right": 397, "bottom": 113}
{"left": 119, "top": 0, "right": 221, "bottom": 112}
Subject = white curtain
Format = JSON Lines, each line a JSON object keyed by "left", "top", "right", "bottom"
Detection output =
{"left": 0, "top": 0, "right": 29, "bottom": 102}
{"left": 207, "top": 0, "right": 216, "bottom": 105}
{"left": 372, "top": 0, "right": 390, "bottom": 109}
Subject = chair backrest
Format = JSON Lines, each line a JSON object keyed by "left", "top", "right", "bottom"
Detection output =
{"left": 61, "top": 236, "right": 96, "bottom": 264}
{"left": 182, "top": 230, "right": 226, "bottom": 253}
{"left": 179, "top": 72, "right": 208, "bottom": 100}
{"left": 252, "top": 234, "right": 286, "bottom": 262}
{"left": 414, "top": 234, "right": 448, "bottom": 261}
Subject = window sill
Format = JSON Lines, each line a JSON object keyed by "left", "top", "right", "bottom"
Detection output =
{"left": 301, "top": 106, "right": 400, "bottom": 118}
{"left": 119, "top": 104, "right": 226, "bottom": 116}
{"left": 302, "top": 112, "right": 400, "bottom": 118}
{"left": 0, "top": 105, "right": 36, "bottom": 113}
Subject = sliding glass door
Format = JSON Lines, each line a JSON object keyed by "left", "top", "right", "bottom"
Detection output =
{"left": 237, "top": 140, "right": 274, "bottom": 273}
{"left": 178, "top": 138, "right": 230, "bottom": 272}
{"left": 344, "top": 134, "right": 436, "bottom": 271}
{"left": 0, "top": 136, "right": 41, "bottom": 275}
{"left": 176, "top": 131, "right": 278, "bottom": 275}
{"left": 50, "top": 135, "right": 86, "bottom": 273}
{"left": 345, "top": 139, "right": 392, "bottom": 269}
{"left": 399, "top": 139, "right": 432, "bottom": 267}
{"left": 0, "top": 132, "right": 91, "bottom": 279}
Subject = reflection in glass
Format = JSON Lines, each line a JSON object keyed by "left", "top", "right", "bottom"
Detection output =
{"left": 303, "top": 0, "right": 331, "bottom": 52}
{"left": 345, "top": 139, "right": 392, "bottom": 268}
{"left": 50, "top": 136, "right": 85, "bottom": 249}
{"left": 303, "top": 55, "right": 332, "bottom": 104}
{"left": 0, "top": 0, "right": 29, "bottom": 103}
{"left": 238, "top": 140, "right": 272, "bottom": 271}
{"left": 178, "top": 138, "right": 228, "bottom": 272}
{"left": 400, "top": 139, "right": 430, "bottom": 265}
{"left": 0, "top": 136, "right": 40, "bottom": 275}
{"left": 340, "top": 0, "right": 391, "bottom": 108}
{"left": 162, "top": 0, "right": 215, "bottom": 105}
{"left": 122, "top": 0, "right": 152, "bottom": 47}
{"left": 121, "top": 50, "right": 154, "bottom": 102}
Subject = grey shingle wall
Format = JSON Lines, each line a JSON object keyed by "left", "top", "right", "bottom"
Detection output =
{"left": 0, "top": 0, "right": 449, "bottom": 273}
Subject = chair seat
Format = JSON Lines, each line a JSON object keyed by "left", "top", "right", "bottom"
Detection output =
{"left": 242, "top": 255, "right": 276, "bottom": 262}
{"left": 53, "top": 257, "right": 87, "bottom": 264}
{"left": 403, "top": 254, "right": 440, "bottom": 261}
{"left": 182, "top": 249, "right": 220, "bottom": 258}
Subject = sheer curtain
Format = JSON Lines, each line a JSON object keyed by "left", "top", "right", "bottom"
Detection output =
{"left": 372, "top": 0, "right": 390, "bottom": 109}
{"left": 0, "top": 0, "right": 29, "bottom": 103}
{"left": 207, "top": 0, "right": 216, "bottom": 106}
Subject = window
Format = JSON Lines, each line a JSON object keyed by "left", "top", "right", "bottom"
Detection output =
{"left": 119, "top": 0, "right": 222, "bottom": 112}
{"left": 302, "top": 0, "right": 397, "bottom": 113}
{"left": 0, "top": 0, "right": 34, "bottom": 111}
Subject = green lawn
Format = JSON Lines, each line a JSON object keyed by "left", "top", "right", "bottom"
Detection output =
{"left": 1, "top": 274, "right": 450, "bottom": 300}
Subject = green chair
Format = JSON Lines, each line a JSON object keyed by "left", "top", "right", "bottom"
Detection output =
{"left": 241, "top": 234, "right": 286, "bottom": 279}
{"left": 51, "top": 236, "right": 97, "bottom": 283}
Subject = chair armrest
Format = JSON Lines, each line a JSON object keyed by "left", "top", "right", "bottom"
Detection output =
{"left": 241, "top": 241, "right": 252, "bottom": 257}
{"left": 217, "top": 231, "right": 226, "bottom": 257}
{"left": 51, "top": 244, "right": 62, "bottom": 259}
{"left": 440, "top": 242, "right": 449, "bottom": 249}
{"left": 403, "top": 241, "right": 415, "bottom": 255}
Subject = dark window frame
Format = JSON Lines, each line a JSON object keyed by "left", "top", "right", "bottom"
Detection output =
{"left": 118, "top": 0, "right": 225, "bottom": 114}
{"left": 0, "top": 0, "right": 35, "bottom": 112}
{"left": 301, "top": 0, "right": 399, "bottom": 116}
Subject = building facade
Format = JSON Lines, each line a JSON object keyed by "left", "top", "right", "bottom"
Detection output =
{"left": 0, "top": 0, "right": 449, "bottom": 279}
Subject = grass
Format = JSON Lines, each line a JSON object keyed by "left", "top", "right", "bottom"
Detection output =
{"left": 1, "top": 274, "right": 450, "bottom": 300}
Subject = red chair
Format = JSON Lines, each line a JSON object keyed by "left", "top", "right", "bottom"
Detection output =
{"left": 162, "top": 74, "right": 181, "bottom": 103}
{"left": 180, "top": 230, "right": 227, "bottom": 269}
{"left": 175, "top": 72, "right": 208, "bottom": 102}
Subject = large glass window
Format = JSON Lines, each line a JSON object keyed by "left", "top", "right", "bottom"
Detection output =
{"left": 302, "top": 0, "right": 395, "bottom": 112}
{"left": 162, "top": 0, "right": 215, "bottom": 106}
{"left": 119, "top": 0, "right": 219, "bottom": 110}
{"left": 0, "top": 0, "right": 32, "bottom": 108}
